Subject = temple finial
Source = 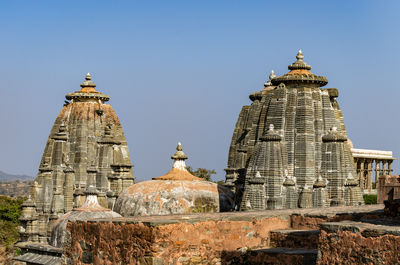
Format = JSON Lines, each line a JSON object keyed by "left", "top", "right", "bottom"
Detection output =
{"left": 269, "top": 124, "right": 274, "bottom": 131}
{"left": 288, "top": 49, "right": 311, "bottom": 71}
{"left": 264, "top": 70, "right": 276, "bottom": 87}
{"left": 269, "top": 70, "right": 276, "bottom": 80}
{"left": 170, "top": 142, "right": 189, "bottom": 171}
{"left": 171, "top": 142, "right": 188, "bottom": 160}
{"left": 80, "top": 72, "right": 96, "bottom": 88}
{"left": 296, "top": 49, "right": 304, "bottom": 60}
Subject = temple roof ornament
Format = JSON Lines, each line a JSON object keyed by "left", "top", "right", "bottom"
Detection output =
{"left": 345, "top": 173, "right": 358, "bottom": 187}
{"left": 271, "top": 50, "right": 328, "bottom": 87}
{"left": 171, "top": 142, "right": 188, "bottom": 161}
{"left": 260, "top": 124, "right": 282, "bottom": 142}
{"left": 80, "top": 73, "right": 96, "bottom": 88}
{"left": 264, "top": 70, "right": 276, "bottom": 87}
{"left": 65, "top": 73, "right": 110, "bottom": 102}
{"left": 283, "top": 175, "right": 296, "bottom": 186}
{"left": 288, "top": 50, "right": 311, "bottom": 70}
{"left": 313, "top": 175, "right": 327, "bottom": 188}
{"left": 153, "top": 142, "right": 203, "bottom": 181}
{"left": 322, "top": 127, "right": 347, "bottom": 142}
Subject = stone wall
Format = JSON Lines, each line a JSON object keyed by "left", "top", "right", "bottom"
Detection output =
{"left": 65, "top": 216, "right": 290, "bottom": 264}
{"left": 63, "top": 205, "right": 382, "bottom": 265}
{"left": 318, "top": 221, "right": 400, "bottom": 265}
{"left": 377, "top": 175, "right": 400, "bottom": 203}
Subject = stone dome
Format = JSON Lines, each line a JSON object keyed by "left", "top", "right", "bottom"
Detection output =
{"left": 49, "top": 186, "right": 121, "bottom": 248}
{"left": 114, "top": 143, "right": 235, "bottom": 216}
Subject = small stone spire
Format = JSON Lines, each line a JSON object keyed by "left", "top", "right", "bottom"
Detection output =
{"left": 264, "top": 70, "right": 276, "bottom": 87}
{"left": 80, "top": 185, "right": 104, "bottom": 210}
{"left": 313, "top": 175, "right": 326, "bottom": 188}
{"left": 345, "top": 173, "right": 358, "bottom": 187}
{"left": 271, "top": 50, "right": 328, "bottom": 87}
{"left": 288, "top": 50, "right": 312, "bottom": 70}
{"left": 171, "top": 142, "right": 188, "bottom": 171}
{"left": 80, "top": 73, "right": 96, "bottom": 88}
{"left": 296, "top": 49, "right": 304, "bottom": 60}
{"left": 66, "top": 73, "right": 110, "bottom": 102}
{"left": 153, "top": 142, "right": 203, "bottom": 181}
{"left": 260, "top": 124, "right": 282, "bottom": 141}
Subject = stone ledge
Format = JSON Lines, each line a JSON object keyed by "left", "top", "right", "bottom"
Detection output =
{"left": 16, "top": 242, "right": 63, "bottom": 254}
{"left": 252, "top": 248, "right": 318, "bottom": 255}
{"left": 321, "top": 220, "right": 400, "bottom": 237}
{"left": 80, "top": 204, "right": 382, "bottom": 226}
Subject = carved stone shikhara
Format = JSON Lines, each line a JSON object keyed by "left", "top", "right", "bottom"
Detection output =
{"left": 225, "top": 51, "right": 363, "bottom": 210}
{"left": 19, "top": 74, "right": 134, "bottom": 243}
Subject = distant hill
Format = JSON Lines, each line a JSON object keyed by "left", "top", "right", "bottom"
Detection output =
{"left": 0, "top": 171, "right": 34, "bottom": 182}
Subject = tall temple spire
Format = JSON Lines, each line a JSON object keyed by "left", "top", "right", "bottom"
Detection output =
{"left": 22, "top": 73, "right": 134, "bottom": 243}
{"left": 225, "top": 52, "right": 363, "bottom": 210}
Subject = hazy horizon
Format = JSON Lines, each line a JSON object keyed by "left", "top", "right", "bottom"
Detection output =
{"left": 1, "top": 1, "right": 399, "bottom": 181}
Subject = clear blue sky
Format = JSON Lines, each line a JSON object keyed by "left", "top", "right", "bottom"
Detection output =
{"left": 0, "top": 0, "right": 399, "bottom": 181}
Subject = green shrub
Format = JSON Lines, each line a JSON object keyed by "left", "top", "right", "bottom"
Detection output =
{"left": 0, "top": 196, "right": 25, "bottom": 223}
{"left": 0, "top": 196, "right": 26, "bottom": 248}
{"left": 0, "top": 220, "right": 19, "bottom": 248}
{"left": 363, "top": 194, "right": 377, "bottom": 205}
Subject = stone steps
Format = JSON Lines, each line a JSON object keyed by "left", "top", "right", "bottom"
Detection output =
{"left": 233, "top": 229, "right": 320, "bottom": 264}
{"left": 270, "top": 229, "right": 320, "bottom": 249}
{"left": 246, "top": 247, "right": 318, "bottom": 265}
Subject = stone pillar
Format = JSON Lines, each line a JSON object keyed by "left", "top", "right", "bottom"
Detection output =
{"left": 344, "top": 174, "right": 363, "bottom": 206}
{"left": 87, "top": 167, "right": 98, "bottom": 188}
{"left": 73, "top": 188, "right": 85, "bottom": 208}
{"left": 353, "top": 158, "right": 358, "bottom": 178}
{"left": 375, "top": 160, "right": 381, "bottom": 182}
{"left": 63, "top": 167, "right": 74, "bottom": 212}
{"left": 19, "top": 196, "right": 38, "bottom": 242}
{"left": 312, "top": 176, "right": 328, "bottom": 208}
{"left": 388, "top": 160, "right": 393, "bottom": 175}
{"left": 247, "top": 176, "right": 266, "bottom": 210}
{"left": 367, "top": 159, "right": 373, "bottom": 191}
{"left": 299, "top": 187, "right": 313, "bottom": 208}
{"left": 359, "top": 159, "right": 365, "bottom": 190}
{"left": 382, "top": 161, "right": 387, "bottom": 176}
{"left": 283, "top": 176, "right": 298, "bottom": 209}
{"left": 224, "top": 168, "right": 237, "bottom": 192}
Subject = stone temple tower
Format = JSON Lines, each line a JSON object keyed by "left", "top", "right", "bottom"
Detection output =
{"left": 19, "top": 74, "right": 134, "bottom": 243}
{"left": 225, "top": 51, "right": 363, "bottom": 210}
